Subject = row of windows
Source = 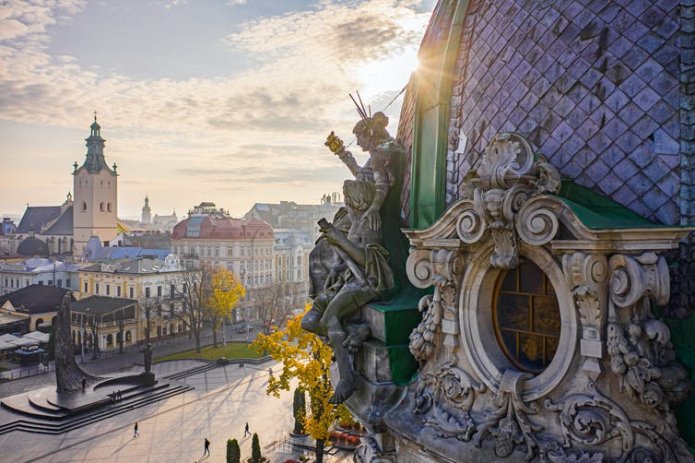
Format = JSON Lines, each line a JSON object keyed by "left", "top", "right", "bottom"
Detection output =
{"left": 83, "top": 282, "right": 178, "bottom": 299}
{"left": 174, "top": 245, "right": 272, "bottom": 258}
{"left": 76, "top": 179, "right": 112, "bottom": 188}
{"left": 3, "top": 278, "right": 70, "bottom": 289}
{"left": 80, "top": 202, "right": 113, "bottom": 212}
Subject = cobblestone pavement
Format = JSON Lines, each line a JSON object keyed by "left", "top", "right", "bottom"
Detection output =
{"left": 0, "top": 360, "right": 353, "bottom": 463}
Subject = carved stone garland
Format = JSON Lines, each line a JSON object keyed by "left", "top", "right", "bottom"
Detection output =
{"left": 607, "top": 253, "right": 691, "bottom": 410}
{"left": 407, "top": 249, "right": 463, "bottom": 363}
{"left": 457, "top": 133, "right": 561, "bottom": 269}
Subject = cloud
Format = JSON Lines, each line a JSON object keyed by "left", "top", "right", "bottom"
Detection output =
{"left": 0, "top": 0, "right": 430, "bottom": 216}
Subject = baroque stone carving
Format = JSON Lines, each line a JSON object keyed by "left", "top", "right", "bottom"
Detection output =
{"left": 545, "top": 382, "right": 634, "bottom": 452}
{"left": 607, "top": 254, "right": 691, "bottom": 410}
{"left": 302, "top": 107, "right": 403, "bottom": 404}
{"left": 563, "top": 253, "right": 609, "bottom": 380}
{"left": 407, "top": 250, "right": 462, "bottom": 362}
{"left": 353, "top": 435, "right": 395, "bottom": 463}
{"left": 455, "top": 133, "right": 561, "bottom": 269}
{"left": 413, "top": 357, "right": 485, "bottom": 441}
{"left": 474, "top": 370, "right": 543, "bottom": 461}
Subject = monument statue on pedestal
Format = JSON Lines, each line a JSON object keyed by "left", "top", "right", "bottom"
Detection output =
{"left": 302, "top": 102, "right": 403, "bottom": 404}
{"left": 55, "top": 292, "right": 98, "bottom": 392}
{"left": 143, "top": 343, "right": 152, "bottom": 373}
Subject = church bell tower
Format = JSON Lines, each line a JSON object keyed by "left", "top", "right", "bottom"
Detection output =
{"left": 72, "top": 115, "right": 118, "bottom": 256}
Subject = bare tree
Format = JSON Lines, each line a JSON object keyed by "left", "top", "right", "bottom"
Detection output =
{"left": 255, "top": 282, "right": 299, "bottom": 334}
{"left": 169, "top": 265, "right": 210, "bottom": 352}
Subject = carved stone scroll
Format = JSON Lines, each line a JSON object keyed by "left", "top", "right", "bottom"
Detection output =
{"left": 455, "top": 133, "right": 561, "bottom": 269}
{"left": 413, "top": 358, "right": 486, "bottom": 441}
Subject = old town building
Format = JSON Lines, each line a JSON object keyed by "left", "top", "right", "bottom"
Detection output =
{"left": 76, "top": 254, "right": 189, "bottom": 351}
{"left": 172, "top": 202, "right": 274, "bottom": 320}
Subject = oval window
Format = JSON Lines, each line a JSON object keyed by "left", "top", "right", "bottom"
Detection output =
{"left": 493, "top": 258, "right": 561, "bottom": 374}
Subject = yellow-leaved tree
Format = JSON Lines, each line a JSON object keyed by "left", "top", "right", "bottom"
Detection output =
{"left": 207, "top": 267, "right": 246, "bottom": 348}
{"left": 253, "top": 307, "right": 352, "bottom": 463}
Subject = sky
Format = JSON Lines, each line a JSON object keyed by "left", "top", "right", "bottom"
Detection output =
{"left": 0, "top": 0, "right": 434, "bottom": 220}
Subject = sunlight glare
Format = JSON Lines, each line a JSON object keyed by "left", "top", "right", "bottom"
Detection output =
{"left": 356, "top": 45, "right": 420, "bottom": 101}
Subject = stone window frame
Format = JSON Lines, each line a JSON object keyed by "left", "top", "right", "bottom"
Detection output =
{"left": 460, "top": 241, "right": 577, "bottom": 402}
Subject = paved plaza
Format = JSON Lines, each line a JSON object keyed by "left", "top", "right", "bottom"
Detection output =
{"left": 0, "top": 360, "right": 353, "bottom": 462}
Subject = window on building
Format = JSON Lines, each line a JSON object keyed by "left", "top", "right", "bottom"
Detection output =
{"left": 66, "top": 278, "right": 71, "bottom": 288}
{"left": 84, "top": 282, "right": 88, "bottom": 292}
{"left": 96, "top": 283, "right": 99, "bottom": 294}
{"left": 117, "top": 286, "right": 121, "bottom": 297}
{"left": 107, "top": 202, "right": 112, "bottom": 212}
{"left": 493, "top": 259, "right": 560, "bottom": 374}
{"left": 48, "top": 279, "right": 54, "bottom": 286}
{"left": 38, "top": 280, "right": 43, "bottom": 285}
{"left": 106, "top": 284, "right": 110, "bottom": 296}
{"left": 81, "top": 202, "right": 87, "bottom": 211}
{"left": 145, "top": 287, "right": 151, "bottom": 298}
{"left": 100, "top": 202, "right": 104, "bottom": 212}
{"left": 57, "top": 279, "right": 63, "bottom": 288}
{"left": 170, "top": 284, "right": 175, "bottom": 298}
{"left": 129, "top": 287, "right": 134, "bottom": 298}
{"left": 157, "top": 286, "right": 162, "bottom": 297}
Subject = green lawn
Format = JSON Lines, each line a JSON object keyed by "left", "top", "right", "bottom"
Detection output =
{"left": 154, "top": 342, "right": 264, "bottom": 363}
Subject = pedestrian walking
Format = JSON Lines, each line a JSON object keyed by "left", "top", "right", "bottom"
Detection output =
{"left": 133, "top": 422, "right": 139, "bottom": 438}
{"left": 203, "top": 438, "right": 210, "bottom": 456}
{"left": 244, "top": 422, "right": 250, "bottom": 437}
{"left": 268, "top": 367, "right": 273, "bottom": 376}
{"left": 81, "top": 377, "right": 86, "bottom": 391}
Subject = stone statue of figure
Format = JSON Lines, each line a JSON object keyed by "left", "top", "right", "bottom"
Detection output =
{"left": 303, "top": 110, "right": 401, "bottom": 404}
{"left": 55, "top": 292, "right": 98, "bottom": 392}
{"left": 143, "top": 343, "right": 153, "bottom": 373}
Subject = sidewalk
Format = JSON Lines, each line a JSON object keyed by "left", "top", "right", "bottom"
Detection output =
{"left": 0, "top": 325, "right": 259, "bottom": 399}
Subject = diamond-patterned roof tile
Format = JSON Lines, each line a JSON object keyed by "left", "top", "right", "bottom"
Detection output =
{"left": 442, "top": 0, "right": 684, "bottom": 224}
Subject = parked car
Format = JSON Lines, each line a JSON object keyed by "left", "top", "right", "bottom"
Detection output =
{"left": 233, "top": 323, "right": 253, "bottom": 334}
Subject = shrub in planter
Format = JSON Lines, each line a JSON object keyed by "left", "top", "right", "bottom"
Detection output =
{"left": 227, "top": 438, "right": 240, "bottom": 463}
{"left": 247, "top": 433, "right": 267, "bottom": 462}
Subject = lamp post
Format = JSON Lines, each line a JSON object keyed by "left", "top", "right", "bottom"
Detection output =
{"left": 246, "top": 305, "right": 250, "bottom": 344}
{"left": 79, "top": 312, "right": 84, "bottom": 363}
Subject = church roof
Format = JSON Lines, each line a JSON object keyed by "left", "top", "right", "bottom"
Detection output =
{"left": 16, "top": 207, "right": 61, "bottom": 233}
{"left": 43, "top": 205, "right": 73, "bottom": 235}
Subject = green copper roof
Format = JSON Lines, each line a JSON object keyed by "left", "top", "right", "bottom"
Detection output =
{"left": 553, "top": 180, "right": 663, "bottom": 229}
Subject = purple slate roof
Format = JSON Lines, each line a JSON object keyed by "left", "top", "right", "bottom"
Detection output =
{"left": 43, "top": 206, "right": 73, "bottom": 235}
{"left": 16, "top": 207, "right": 61, "bottom": 233}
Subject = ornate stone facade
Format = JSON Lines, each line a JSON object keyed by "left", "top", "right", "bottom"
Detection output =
{"left": 356, "top": 134, "right": 694, "bottom": 462}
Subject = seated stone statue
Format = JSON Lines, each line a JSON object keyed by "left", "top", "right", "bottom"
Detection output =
{"left": 303, "top": 107, "right": 403, "bottom": 403}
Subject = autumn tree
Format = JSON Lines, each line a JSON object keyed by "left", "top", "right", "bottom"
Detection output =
{"left": 207, "top": 267, "right": 246, "bottom": 347}
{"left": 252, "top": 309, "right": 353, "bottom": 463}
